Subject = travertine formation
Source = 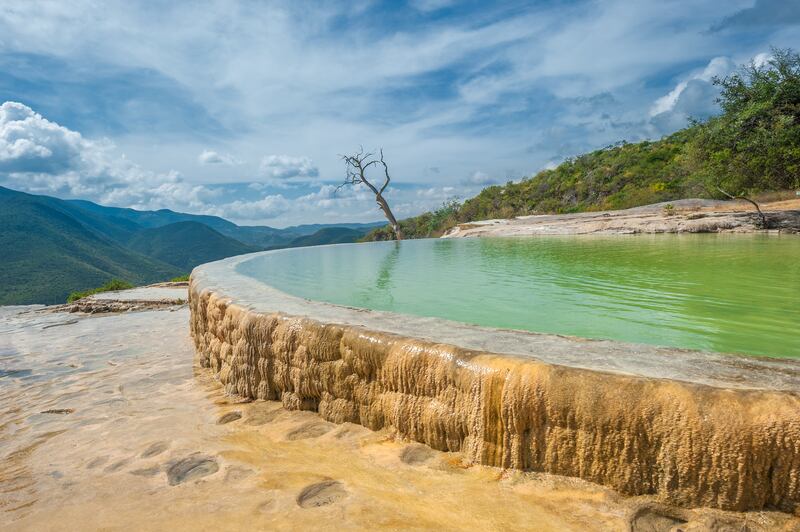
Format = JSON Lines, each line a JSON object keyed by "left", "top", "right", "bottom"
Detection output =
{"left": 190, "top": 282, "right": 800, "bottom": 513}
{"left": 441, "top": 198, "right": 800, "bottom": 237}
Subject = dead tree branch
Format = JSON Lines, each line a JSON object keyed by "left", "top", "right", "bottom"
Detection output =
{"left": 716, "top": 186, "right": 768, "bottom": 228}
{"left": 338, "top": 147, "right": 403, "bottom": 240}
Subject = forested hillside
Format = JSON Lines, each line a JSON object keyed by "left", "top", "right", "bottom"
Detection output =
{"left": 0, "top": 187, "right": 379, "bottom": 304}
{"left": 126, "top": 221, "right": 257, "bottom": 271}
{"left": 366, "top": 49, "right": 800, "bottom": 240}
{"left": 0, "top": 188, "right": 181, "bottom": 304}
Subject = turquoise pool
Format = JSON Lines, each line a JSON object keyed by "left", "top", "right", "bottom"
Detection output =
{"left": 236, "top": 236, "right": 800, "bottom": 359}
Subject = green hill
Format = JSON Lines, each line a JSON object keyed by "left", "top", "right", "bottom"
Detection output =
{"left": 0, "top": 187, "right": 383, "bottom": 304}
{"left": 0, "top": 188, "right": 181, "bottom": 305}
{"left": 127, "top": 221, "right": 257, "bottom": 271}
{"left": 284, "top": 222, "right": 384, "bottom": 236}
{"left": 289, "top": 227, "right": 366, "bottom": 247}
{"left": 67, "top": 198, "right": 293, "bottom": 248}
{"left": 366, "top": 48, "right": 800, "bottom": 241}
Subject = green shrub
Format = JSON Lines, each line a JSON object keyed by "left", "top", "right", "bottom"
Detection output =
{"left": 67, "top": 279, "right": 134, "bottom": 303}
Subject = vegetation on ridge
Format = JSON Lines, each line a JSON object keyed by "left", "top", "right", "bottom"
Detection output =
{"left": 365, "top": 47, "right": 800, "bottom": 241}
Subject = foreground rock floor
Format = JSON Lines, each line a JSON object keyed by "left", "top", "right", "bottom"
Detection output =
{"left": 1, "top": 289, "right": 798, "bottom": 531}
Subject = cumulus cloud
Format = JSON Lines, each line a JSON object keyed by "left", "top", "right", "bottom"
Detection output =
{"left": 752, "top": 52, "right": 772, "bottom": 69}
{"left": 0, "top": 2, "right": 787, "bottom": 225}
{"left": 1, "top": 101, "right": 88, "bottom": 175}
{"left": 198, "top": 149, "right": 240, "bottom": 165}
{"left": 259, "top": 155, "right": 319, "bottom": 181}
{"left": 0, "top": 101, "right": 299, "bottom": 221}
{"left": 211, "top": 195, "right": 290, "bottom": 220}
{"left": 0, "top": 101, "right": 406, "bottom": 225}
{"left": 649, "top": 57, "right": 734, "bottom": 117}
{"left": 643, "top": 56, "right": 742, "bottom": 136}
{"left": 0, "top": 101, "right": 185, "bottom": 205}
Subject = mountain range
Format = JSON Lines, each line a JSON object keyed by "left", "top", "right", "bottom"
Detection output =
{"left": 0, "top": 186, "right": 381, "bottom": 305}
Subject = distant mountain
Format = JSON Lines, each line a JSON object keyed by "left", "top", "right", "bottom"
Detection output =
{"left": 67, "top": 198, "right": 290, "bottom": 247}
{"left": 284, "top": 221, "right": 385, "bottom": 237}
{"left": 66, "top": 199, "right": 239, "bottom": 232}
{"left": 0, "top": 186, "right": 385, "bottom": 304}
{"left": 289, "top": 227, "right": 365, "bottom": 247}
{"left": 0, "top": 187, "right": 181, "bottom": 304}
{"left": 66, "top": 198, "right": 384, "bottom": 248}
{"left": 127, "top": 221, "right": 257, "bottom": 271}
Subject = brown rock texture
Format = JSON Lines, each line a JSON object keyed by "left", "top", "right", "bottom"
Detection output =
{"left": 189, "top": 281, "right": 800, "bottom": 513}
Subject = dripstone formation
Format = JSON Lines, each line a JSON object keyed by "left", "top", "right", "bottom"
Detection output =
{"left": 190, "top": 281, "right": 800, "bottom": 512}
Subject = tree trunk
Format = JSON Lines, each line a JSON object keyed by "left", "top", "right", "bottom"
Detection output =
{"left": 376, "top": 194, "right": 403, "bottom": 240}
{"left": 716, "top": 187, "right": 768, "bottom": 228}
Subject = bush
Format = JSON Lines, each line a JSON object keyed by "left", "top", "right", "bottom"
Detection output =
{"left": 67, "top": 279, "right": 134, "bottom": 303}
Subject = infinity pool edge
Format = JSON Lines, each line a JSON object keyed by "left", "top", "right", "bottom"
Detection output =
{"left": 189, "top": 249, "right": 800, "bottom": 512}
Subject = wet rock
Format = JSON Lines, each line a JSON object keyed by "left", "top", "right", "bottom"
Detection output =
{"left": 296, "top": 480, "right": 347, "bottom": 508}
{"left": 628, "top": 503, "right": 689, "bottom": 532}
{"left": 217, "top": 411, "right": 242, "bottom": 424}
{"left": 166, "top": 455, "right": 219, "bottom": 486}
{"left": 679, "top": 515, "right": 751, "bottom": 531}
{"left": 104, "top": 459, "right": 131, "bottom": 473}
{"left": 244, "top": 407, "right": 281, "bottom": 426}
{"left": 130, "top": 466, "right": 161, "bottom": 477}
{"left": 400, "top": 444, "right": 435, "bottom": 465}
{"left": 285, "top": 422, "right": 333, "bottom": 441}
{"left": 140, "top": 441, "right": 169, "bottom": 458}
{"left": 0, "top": 368, "right": 33, "bottom": 378}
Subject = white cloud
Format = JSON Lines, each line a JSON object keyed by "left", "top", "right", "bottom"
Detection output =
{"left": 752, "top": 52, "right": 772, "bottom": 68}
{"left": 0, "top": 1, "right": 782, "bottom": 224}
{"left": 211, "top": 195, "right": 290, "bottom": 220}
{"left": 0, "top": 101, "right": 184, "bottom": 204}
{"left": 198, "top": 149, "right": 240, "bottom": 165}
{"left": 0, "top": 101, "right": 293, "bottom": 220}
{"left": 650, "top": 56, "right": 734, "bottom": 116}
{"left": 259, "top": 155, "right": 319, "bottom": 181}
{"left": 0, "top": 101, "right": 85, "bottom": 174}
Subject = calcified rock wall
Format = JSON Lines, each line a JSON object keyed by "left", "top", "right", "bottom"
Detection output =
{"left": 189, "top": 282, "right": 800, "bottom": 513}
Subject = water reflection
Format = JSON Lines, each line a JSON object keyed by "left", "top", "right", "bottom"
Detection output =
{"left": 240, "top": 236, "right": 800, "bottom": 358}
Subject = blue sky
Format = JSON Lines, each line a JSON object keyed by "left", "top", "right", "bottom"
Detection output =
{"left": 0, "top": 0, "right": 798, "bottom": 226}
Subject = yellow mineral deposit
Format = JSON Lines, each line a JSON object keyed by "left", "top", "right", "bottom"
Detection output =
{"left": 3, "top": 283, "right": 799, "bottom": 531}
{"left": 190, "top": 280, "right": 800, "bottom": 514}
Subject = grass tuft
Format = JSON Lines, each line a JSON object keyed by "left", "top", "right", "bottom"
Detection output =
{"left": 67, "top": 279, "right": 134, "bottom": 303}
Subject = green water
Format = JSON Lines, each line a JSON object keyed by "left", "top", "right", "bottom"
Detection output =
{"left": 237, "top": 236, "right": 800, "bottom": 359}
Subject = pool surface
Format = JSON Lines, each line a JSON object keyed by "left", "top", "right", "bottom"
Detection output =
{"left": 236, "top": 236, "right": 800, "bottom": 359}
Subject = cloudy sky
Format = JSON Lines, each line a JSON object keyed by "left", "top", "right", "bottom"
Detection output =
{"left": 0, "top": 0, "right": 798, "bottom": 227}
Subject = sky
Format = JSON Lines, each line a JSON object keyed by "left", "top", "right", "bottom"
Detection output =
{"left": 0, "top": 0, "right": 798, "bottom": 227}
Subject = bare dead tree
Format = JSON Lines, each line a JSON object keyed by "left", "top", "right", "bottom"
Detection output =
{"left": 716, "top": 186, "right": 768, "bottom": 228}
{"left": 338, "top": 147, "right": 403, "bottom": 240}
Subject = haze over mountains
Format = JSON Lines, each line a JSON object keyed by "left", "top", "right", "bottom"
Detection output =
{"left": 0, "top": 186, "right": 381, "bottom": 305}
